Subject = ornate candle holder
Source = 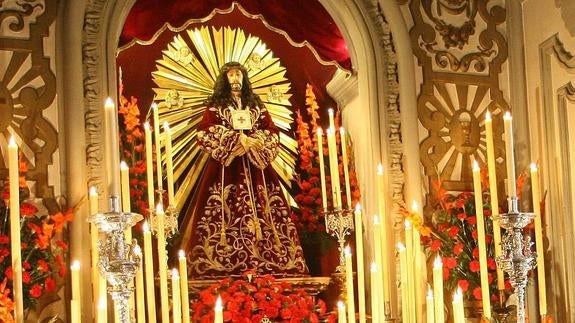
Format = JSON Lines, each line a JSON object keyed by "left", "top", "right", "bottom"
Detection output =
{"left": 494, "top": 196, "right": 537, "bottom": 323}
{"left": 149, "top": 190, "right": 179, "bottom": 238}
{"left": 89, "top": 195, "right": 143, "bottom": 323}
{"left": 324, "top": 207, "right": 354, "bottom": 273}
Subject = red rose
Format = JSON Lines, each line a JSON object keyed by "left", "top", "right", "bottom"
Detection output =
{"left": 444, "top": 257, "right": 457, "bottom": 269}
{"left": 29, "top": 284, "right": 43, "bottom": 298}
{"left": 487, "top": 257, "right": 497, "bottom": 270}
{"left": 448, "top": 226, "right": 459, "bottom": 237}
{"left": 457, "top": 279, "right": 469, "bottom": 291}
{"left": 453, "top": 243, "right": 464, "bottom": 256}
{"left": 456, "top": 212, "right": 467, "bottom": 220}
{"left": 469, "top": 260, "right": 480, "bottom": 272}
{"left": 430, "top": 239, "right": 442, "bottom": 252}
{"left": 466, "top": 216, "right": 477, "bottom": 225}
{"left": 45, "top": 277, "right": 56, "bottom": 293}
{"left": 472, "top": 287, "right": 482, "bottom": 300}
{"left": 22, "top": 271, "right": 31, "bottom": 283}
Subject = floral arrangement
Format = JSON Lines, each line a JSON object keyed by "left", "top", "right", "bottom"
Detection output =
{"left": 191, "top": 271, "right": 335, "bottom": 323}
{"left": 290, "top": 84, "right": 361, "bottom": 253}
{"left": 402, "top": 168, "right": 526, "bottom": 302}
{"left": 0, "top": 157, "right": 73, "bottom": 321}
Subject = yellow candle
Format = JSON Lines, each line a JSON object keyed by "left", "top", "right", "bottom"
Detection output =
{"left": 452, "top": 287, "right": 465, "bottom": 322}
{"left": 503, "top": 112, "right": 516, "bottom": 198}
{"left": 71, "top": 260, "right": 82, "bottom": 321}
{"left": 397, "top": 244, "right": 408, "bottom": 322}
{"left": 372, "top": 216, "right": 384, "bottom": 315}
{"left": 376, "top": 164, "right": 391, "bottom": 314}
{"left": 98, "top": 276, "right": 107, "bottom": 323}
{"left": 317, "top": 129, "right": 328, "bottom": 210}
{"left": 344, "top": 246, "right": 355, "bottom": 323}
{"left": 179, "top": 250, "right": 191, "bottom": 323}
{"left": 143, "top": 222, "right": 157, "bottom": 322}
{"left": 370, "top": 263, "right": 380, "bottom": 322}
{"left": 328, "top": 108, "right": 336, "bottom": 131}
{"left": 152, "top": 103, "right": 163, "bottom": 191}
{"left": 8, "top": 136, "right": 24, "bottom": 322}
{"left": 120, "top": 161, "right": 132, "bottom": 242}
{"left": 104, "top": 97, "right": 120, "bottom": 196}
{"left": 97, "top": 297, "right": 107, "bottom": 323}
{"left": 337, "top": 300, "right": 347, "bottom": 323}
{"left": 404, "top": 219, "right": 416, "bottom": 323}
{"left": 485, "top": 111, "right": 505, "bottom": 290}
{"left": 156, "top": 204, "right": 170, "bottom": 323}
{"left": 163, "top": 122, "right": 175, "bottom": 206}
{"left": 89, "top": 186, "right": 101, "bottom": 320}
{"left": 531, "top": 163, "right": 547, "bottom": 315}
{"left": 340, "top": 127, "right": 352, "bottom": 209}
{"left": 472, "top": 161, "right": 491, "bottom": 318}
{"left": 214, "top": 296, "right": 223, "bottom": 323}
{"left": 433, "top": 256, "right": 444, "bottom": 323}
{"left": 71, "top": 299, "right": 81, "bottom": 323}
{"left": 135, "top": 245, "right": 145, "bottom": 323}
{"left": 172, "top": 269, "right": 182, "bottom": 323}
{"left": 326, "top": 128, "right": 341, "bottom": 208}
{"left": 354, "top": 205, "right": 366, "bottom": 323}
{"left": 426, "top": 287, "right": 435, "bottom": 323}
{"left": 144, "top": 122, "right": 155, "bottom": 212}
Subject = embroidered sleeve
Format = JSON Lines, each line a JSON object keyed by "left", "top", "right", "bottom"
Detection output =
{"left": 196, "top": 107, "right": 241, "bottom": 165}
{"left": 246, "top": 109, "right": 279, "bottom": 169}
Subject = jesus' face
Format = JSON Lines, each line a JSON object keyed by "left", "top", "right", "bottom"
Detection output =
{"left": 227, "top": 68, "right": 243, "bottom": 92}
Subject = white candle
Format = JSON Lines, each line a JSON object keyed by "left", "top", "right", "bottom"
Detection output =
{"left": 370, "top": 262, "right": 380, "bottom": 323}
{"left": 452, "top": 287, "right": 465, "bottom": 322}
{"left": 433, "top": 256, "right": 444, "bottom": 323}
{"left": 8, "top": 136, "right": 23, "bottom": 322}
{"left": 340, "top": 127, "right": 352, "bottom": 208}
{"left": 485, "top": 111, "right": 505, "bottom": 290}
{"left": 354, "top": 205, "right": 366, "bottom": 323}
{"left": 472, "top": 161, "right": 491, "bottom": 318}
{"left": 397, "top": 244, "right": 408, "bottom": 323}
{"left": 144, "top": 122, "right": 155, "bottom": 213}
{"left": 372, "top": 216, "right": 384, "bottom": 316}
{"left": 135, "top": 245, "right": 145, "bottom": 323}
{"left": 344, "top": 246, "right": 356, "bottom": 323}
{"left": 71, "top": 260, "right": 82, "bottom": 321}
{"left": 152, "top": 103, "right": 163, "bottom": 191}
{"left": 179, "top": 250, "right": 191, "bottom": 323}
{"left": 426, "top": 287, "right": 434, "bottom": 323}
{"left": 531, "top": 163, "right": 547, "bottom": 315}
{"left": 376, "top": 164, "right": 392, "bottom": 313}
{"left": 120, "top": 161, "right": 132, "bottom": 241}
{"left": 503, "top": 112, "right": 516, "bottom": 198}
{"left": 104, "top": 97, "right": 120, "bottom": 196}
{"left": 88, "top": 187, "right": 102, "bottom": 321}
{"left": 328, "top": 108, "right": 336, "bottom": 131}
{"left": 163, "top": 122, "right": 175, "bottom": 206}
{"left": 143, "top": 222, "right": 157, "bottom": 322}
{"left": 172, "top": 269, "right": 182, "bottom": 323}
{"left": 317, "top": 129, "right": 327, "bottom": 210}
{"left": 337, "top": 300, "right": 347, "bottom": 323}
{"left": 214, "top": 296, "right": 223, "bottom": 323}
{"left": 404, "top": 219, "right": 416, "bottom": 323}
{"left": 156, "top": 204, "right": 170, "bottom": 323}
{"left": 326, "top": 128, "right": 341, "bottom": 208}
{"left": 97, "top": 297, "right": 107, "bottom": 323}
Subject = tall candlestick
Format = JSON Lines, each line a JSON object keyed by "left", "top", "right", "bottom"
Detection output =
{"left": 144, "top": 122, "right": 155, "bottom": 212}
{"left": 326, "top": 128, "right": 341, "bottom": 208}
{"left": 432, "top": 256, "right": 444, "bottom": 323}
{"left": 172, "top": 269, "right": 182, "bottom": 323}
{"left": 142, "top": 222, "right": 157, "bottom": 322}
{"left": 214, "top": 296, "right": 223, "bottom": 323}
{"left": 156, "top": 204, "right": 170, "bottom": 323}
{"left": 104, "top": 97, "right": 120, "bottom": 196}
{"left": 152, "top": 103, "right": 163, "bottom": 191}
{"left": 376, "top": 164, "right": 391, "bottom": 313}
{"left": 120, "top": 161, "right": 132, "bottom": 242}
{"left": 404, "top": 219, "right": 416, "bottom": 323}
{"left": 354, "top": 205, "right": 366, "bottom": 323}
{"left": 317, "top": 129, "right": 328, "bottom": 209}
{"left": 485, "top": 111, "right": 505, "bottom": 290}
{"left": 337, "top": 300, "right": 347, "bottom": 323}
{"left": 398, "top": 244, "right": 408, "bottom": 322}
{"left": 71, "top": 260, "right": 82, "bottom": 321}
{"left": 503, "top": 112, "right": 516, "bottom": 197}
{"left": 472, "top": 161, "right": 492, "bottom": 318}
{"left": 370, "top": 262, "right": 380, "bottom": 323}
{"left": 372, "top": 216, "right": 384, "bottom": 315}
{"left": 89, "top": 186, "right": 102, "bottom": 321}
{"left": 426, "top": 287, "right": 435, "bottom": 323}
{"left": 8, "top": 136, "right": 23, "bottom": 322}
{"left": 340, "top": 127, "right": 352, "bottom": 208}
{"left": 531, "top": 163, "right": 547, "bottom": 315}
{"left": 344, "top": 246, "right": 356, "bottom": 323}
{"left": 163, "top": 122, "right": 175, "bottom": 205}
{"left": 135, "top": 245, "right": 146, "bottom": 323}
{"left": 179, "top": 250, "right": 191, "bottom": 323}
{"left": 452, "top": 287, "right": 465, "bottom": 322}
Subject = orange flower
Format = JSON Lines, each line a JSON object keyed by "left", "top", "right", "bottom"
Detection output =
{"left": 0, "top": 278, "right": 14, "bottom": 323}
{"left": 50, "top": 208, "right": 74, "bottom": 233}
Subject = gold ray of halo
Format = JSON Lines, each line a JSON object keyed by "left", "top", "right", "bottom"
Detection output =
{"left": 152, "top": 26, "right": 297, "bottom": 212}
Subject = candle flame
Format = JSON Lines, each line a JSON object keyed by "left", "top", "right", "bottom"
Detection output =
{"left": 472, "top": 160, "right": 479, "bottom": 171}
{"left": 344, "top": 246, "right": 351, "bottom": 256}
{"left": 354, "top": 203, "right": 361, "bottom": 213}
{"left": 373, "top": 215, "right": 380, "bottom": 225}
{"left": 215, "top": 295, "right": 223, "bottom": 309}
{"left": 503, "top": 111, "right": 512, "bottom": 120}
{"left": 396, "top": 242, "right": 405, "bottom": 251}
{"left": 104, "top": 97, "right": 114, "bottom": 109}
{"left": 8, "top": 136, "right": 16, "bottom": 147}
{"left": 530, "top": 162, "right": 537, "bottom": 172}
{"left": 171, "top": 268, "right": 179, "bottom": 278}
{"left": 411, "top": 200, "right": 419, "bottom": 213}
{"left": 339, "top": 127, "right": 345, "bottom": 135}
{"left": 317, "top": 128, "right": 323, "bottom": 135}
{"left": 71, "top": 260, "right": 80, "bottom": 270}
{"left": 337, "top": 300, "right": 345, "bottom": 308}
{"left": 404, "top": 219, "right": 412, "bottom": 229}
{"left": 151, "top": 102, "right": 158, "bottom": 110}
{"left": 377, "top": 163, "right": 384, "bottom": 175}
{"left": 89, "top": 186, "right": 97, "bottom": 196}
{"left": 144, "top": 121, "right": 150, "bottom": 129}
{"left": 143, "top": 221, "right": 149, "bottom": 232}
{"left": 163, "top": 121, "right": 170, "bottom": 131}
{"left": 370, "top": 262, "right": 377, "bottom": 272}
{"left": 427, "top": 288, "right": 434, "bottom": 298}
{"left": 485, "top": 110, "right": 492, "bottom": 121}
{"left": 179, "top": 249, "right": 185, "bottom": 259}
{"left": 156, "top": 203, "right": 164, "bottom": 214}
{"left": 433, "top": 255, "right": 442, "bottom": 268}
{"left": 120, "top": 161, "right": 128, "bottom": 170}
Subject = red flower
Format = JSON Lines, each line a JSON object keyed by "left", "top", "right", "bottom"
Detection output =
{"left": 469, "top": 260, "right": 480, "bottom": 272}
{"left": 430, "top": 239, "right": 442, "bottom": 252}
{"left": 29, "top": 284, "right": 42, "bottom": 298}
{"left": 448, "top": 226, "right": 459, "bottom": 237}
{"left": 472, "top": 287, "right": 482, "bottom": 300}
{"left": 457, "top": 279, "right": 469, "bottom": 291}
{"left": 44, "top": 277, "right": 56, "bottom": 293}
{"left": 444, "top": 257, "right": 457, "bottom": 269}
{"left": 453, "top": 243, "right": 464, "bottom": 256}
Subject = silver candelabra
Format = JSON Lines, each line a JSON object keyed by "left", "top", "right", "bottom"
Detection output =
{"left": 324, "top": 207, "right": 354, "bottom": 273}
{"left": 89, "top": 195, "right": 143, "bottom": 323}
{"left": 495, "top": 196, "right": 537, "bottom": 323}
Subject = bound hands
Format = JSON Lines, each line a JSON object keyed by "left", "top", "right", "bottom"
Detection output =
{"left": 231, "top": 133, "right": 264, "bottom": 157}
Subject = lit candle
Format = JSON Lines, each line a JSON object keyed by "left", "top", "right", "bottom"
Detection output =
{"left": 472, "top": 161, "right": 491, "bottom": 318}
{"left": 376, "top": 164, "right": 391, "bottom": 311}
{"left": 156, "top": 204, "right": 170, "bottom": 323}
{"left": 531, "top": 163, "right": 547, "bottom": 315}
{"left": 104, "top": 97, "right": 120, "bottom": 195}
{"left": 326, "top": 128, "right": 341, "bottom": 208}
{"left": 397, "top": 244, "right": 408, "bottom": 323}
{"left": 71, "top": 299, "right": 81, "bottom": 323}
{"left": 372, "top": 216, "right": 384, "bottom": 315}
{"left": 143, "top": 222, "right": 157, "bottom": 322}
{"left": 452, "top": 287, "right": 465, "bottom": 322}
{"left": 152, "top": 103, "right": 163, "bottom": 191}
{"left": 354, "top": 205, "right": 366, "bottom": 323}
{"left": 485, "top": 111, "right": 505, "bottom": 290}
{"left": 120, "top": 161, "right": 132, "bottom": 241}
{"left": 97, "top": 297, "right": 107, "bottom": 323}
{"left": 172, "top": 269, "right": 182, "bottom": 323}
{"left": 135, "top": 245, "right": 145, "bottom": 323}
{"left": 344, "top": 246, "right": 355, "bottom": 323}
{"left": 8, "top": 136, "right": 23, "bottom": 322}
{"left": 163, "top": 122, "right": 175, "bottom": 206}
{"left": 370, "top": 262, "right": 380, "bottom": 323}
{"left": 328, "top": 108, "right": 336, "bottom": 131}
{"left": 89, "top": 186, "right": 101, "bottom": 320}
{"left": 404, "top": 219, "right": 416, "bottom": 323}
{"left": 340, "top": 127, "right": 352, "bottom": 208}
{"left": 337, "top": 300, "right": 347, "bottom": 323}
{"left": 179, "top": 250, "right": 191, "bottom": 323}
{"left": 433, "top": 256, "right": 444, "bottom": 323}
{"left": 503, "top": 112, "right": 516, "bottom": 198}
{"left": 144, "top": 122, "right": 155, "bottom": 212}
{"left": 214, "top": 296, "right": 223, "bottom": 323}
{"left": 426, "top": 287, "right": 434, "bottom": 323}
{"left": 317, "top": 129, "right": 328, "bottom": 210}
{"left": 71, "top": 260, "right": 81, "bottom": 321}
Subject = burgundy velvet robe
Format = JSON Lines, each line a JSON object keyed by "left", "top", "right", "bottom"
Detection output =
{"left": 188, "top": 100, "right": 308, "bottom": 279}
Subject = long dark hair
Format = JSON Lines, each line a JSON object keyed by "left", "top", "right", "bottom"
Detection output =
{"left": 206, "top": 61, "right": 263, "bottom": 108}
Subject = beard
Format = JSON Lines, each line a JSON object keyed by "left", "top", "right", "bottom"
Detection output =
{"left": 230, "top": 82, "right": 242, "bottom": 91}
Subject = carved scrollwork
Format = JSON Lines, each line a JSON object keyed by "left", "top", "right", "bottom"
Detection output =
{"left": 428, "top": 45, "right": 494, "bottom": 72}
{"left": 0, "top": 0, "right": 45, "bottom": 35}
